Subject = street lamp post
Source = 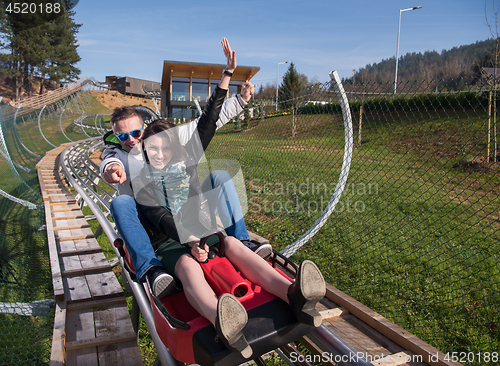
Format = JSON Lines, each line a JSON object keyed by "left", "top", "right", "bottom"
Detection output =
{"left": 394, "top": 6, "right": 422, "bottom": 94}
{"left": 276, "top": 61, "right": 291, "bottom": 112}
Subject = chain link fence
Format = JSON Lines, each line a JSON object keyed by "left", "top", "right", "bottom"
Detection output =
{"left": 0, "top": 78, "right": 103, "bottom": 365}
{"left": 205, "top": 75, "right": 500, "bottom": 364}
{"left": 0, "top": 74, "right": 498, "bottom": 365}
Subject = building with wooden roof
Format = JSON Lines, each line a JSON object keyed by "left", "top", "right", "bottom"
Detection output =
{"left": 160, "top": 60, "right": 260, "bottom": 119}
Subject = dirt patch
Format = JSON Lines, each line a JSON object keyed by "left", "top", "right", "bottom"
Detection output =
{"left": 0, "top": 75, "right": 57, "bottom": 105}
{"left": 452, "top": 155, "right": 500, "bottom": 173}
{"left": 92, "top": 90, "right": 159, "bottom": 113}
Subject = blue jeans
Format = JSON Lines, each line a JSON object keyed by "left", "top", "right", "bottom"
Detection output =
{"left": 110, "top": 170, "right": 249, "bottom": 282}
{"left": 201, "top": 170, "right": 250, "bottom": 242}
{"left": 110, "top": 194, "right": 163, "bottom": 282}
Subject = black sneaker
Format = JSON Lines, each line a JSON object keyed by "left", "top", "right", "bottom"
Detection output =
{"left": 241, "top": 239, "right": 273, "bottom": 260}
{"left": 146, "top": 267, "right": 177, "bottom": 299}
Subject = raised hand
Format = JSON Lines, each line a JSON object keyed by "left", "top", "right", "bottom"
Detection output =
{"left": 221, "top": 37, "right": 236, "bottom": 72}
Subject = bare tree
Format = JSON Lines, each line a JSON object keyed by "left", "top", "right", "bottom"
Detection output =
{"left": 485, "top": 0, "right": 500, "bottom": 162}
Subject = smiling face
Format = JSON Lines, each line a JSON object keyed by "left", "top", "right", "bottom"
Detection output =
{"left": 144, "top": 134, "right": 173, "bottom": 170}
{"left": 112, "top": 115, "right": 144, "bottom": 153}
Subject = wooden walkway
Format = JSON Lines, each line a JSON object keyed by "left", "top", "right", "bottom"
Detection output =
{"left": 36, "top": 144, "right": 142, "bottom": 366}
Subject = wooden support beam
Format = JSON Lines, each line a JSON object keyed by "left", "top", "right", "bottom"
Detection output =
{"left": 66, "top": 297, "right": 127, "bottom": 311}
{"left": 61, "top": 264, "right": 111, "bottom": 277}
{"left": 65, "top": 332, "right": 137, "bottom": 351}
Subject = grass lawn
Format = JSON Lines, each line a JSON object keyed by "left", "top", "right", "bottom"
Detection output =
{"left": 204, "top": 110, "right": 500, "bottom": 359}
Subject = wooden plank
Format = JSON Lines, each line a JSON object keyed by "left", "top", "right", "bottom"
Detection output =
{"left": 58, "top": 248, "right": 102, "bottom": 257}
{"left": 52, "top": 214, "right": 86, "bottom": 220}
{"left": 67, "top": 297, "right": 127, "bottom": 311}
{"left": 51, "top": 207, "right": 81, "bottom": 213}
{"left": 49, "top": 300, "right": 66, "bottom": 366}
{"left": 60, "top": 253, "right": 92, "bottom": 303}
{"left": 320, "top": 307, "right": 347, "bottom": 320}
{"left": 48, "top": 193, "right": 74, "bottom": 197}
{"left": 38, "top": 175, "right": 50, "bottom": 201}
{"left": 49, "top": 195, "right": 77, "bottom": 204}
{"left": 329, "top": 313, "right": 427, "bottom": 365}
{"left": 53, "top": 224, "right": 91, "bottom": 231}
{"left": 56, "top": 228, "right": 95, "bottom": 241}
{"left": 73, "top": 238, "right": 102, "bottom": 252}
{"left": 325, "top": 314, "right": 394, "bottom": 360}
{"left": 65, "top": 307, "right": 98, "bottom": 365}
{"left": 86, "top": 271, "right": 124, "bottom": 299}
{"left": 61, "top": 264, "right": 111, "bottom": 277}
{"left": 43, "top": 201, "right": 64, "bottom": 300}
{"left": 319, "top": 296, "right": 349, "bottom": 319}
{"left": 95, "top": 302, "right": 143, "bottom": 365}
{"left": 64, "top": 275, "right": 91, "bottom": 303}
{"left": 65, "top": 332, "right": 137, "bottom": 351}
{"left": 325, "top": 284, "right": 461, "bottom": 366}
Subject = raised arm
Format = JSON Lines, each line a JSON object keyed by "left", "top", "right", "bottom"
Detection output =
{"left": 219, "top": 37, "right": 236, "bottom": 90}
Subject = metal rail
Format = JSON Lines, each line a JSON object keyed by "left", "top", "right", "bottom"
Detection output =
{"left": 58, "top": 137, "right": 371, "bottom": 366}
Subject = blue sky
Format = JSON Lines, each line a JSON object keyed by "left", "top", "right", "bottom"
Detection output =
{"left": 73, "top": 0, "right": 494, "bottom": 88}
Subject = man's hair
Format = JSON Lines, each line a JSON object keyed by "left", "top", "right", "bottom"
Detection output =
{"left": 110, "top": 106, "right": 142, "bottom": 126}
{"left": 142, "top": 119, "right": 187, "bottom": 164}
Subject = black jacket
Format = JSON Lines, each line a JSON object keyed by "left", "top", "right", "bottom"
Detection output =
{"left": 134, "top": 86, "right": 227, "bottom": 244}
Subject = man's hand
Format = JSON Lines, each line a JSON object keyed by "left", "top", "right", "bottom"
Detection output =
{"left": 240, "top": 82, "right": 255, "bottom": 102}
{"left": 103, "top": 164, "right": 127, "bottom": 184}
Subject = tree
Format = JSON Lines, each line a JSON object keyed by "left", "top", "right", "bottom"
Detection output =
{"left": 254, "top": 83, "right": 276, "bottom": 100}
{"left": 0, "top": 0, "right": 81, "bottom": 101}
{"left": 278, "top": 62, "right": 302, "bottom": 109}
{"left": 39, "top": 3, "right": 81, "bottom": 94}
{"left": 485, "top": 0, "right": 500, "bottom": 162}
{"left": 278, "top": 62, "right": 303, "bottom": 137}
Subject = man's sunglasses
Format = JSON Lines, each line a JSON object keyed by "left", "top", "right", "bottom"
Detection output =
{"left": 114, "top": 125, "right": 144, "bottom": 142}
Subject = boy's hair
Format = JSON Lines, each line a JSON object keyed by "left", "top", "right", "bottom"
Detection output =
{"left": 142, "top": 119, "right": 187, "bottom": 164}
{"left": 110, "top": 106, "right": 142, "bottom": 126}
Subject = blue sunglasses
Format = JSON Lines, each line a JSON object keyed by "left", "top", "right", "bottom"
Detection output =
{"left": 114, "top": 125, "right": 144, "bottom": 142}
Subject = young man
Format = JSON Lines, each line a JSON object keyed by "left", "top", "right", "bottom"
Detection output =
{"left": 100, "top": 41, "right": 271, "bottom": 298}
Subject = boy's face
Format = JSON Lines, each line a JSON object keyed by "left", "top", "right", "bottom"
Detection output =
{"left": 112, "top": 115, "right": 144, "bottom": 153}
{"left": 144, "top": 134, "right": 173, "bottom": 170}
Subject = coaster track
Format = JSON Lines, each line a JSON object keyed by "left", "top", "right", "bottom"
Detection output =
{"left": 54, "top": 137, "right": 458, "bottom": 366}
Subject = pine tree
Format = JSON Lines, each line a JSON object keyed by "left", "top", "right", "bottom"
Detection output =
{"left": 0, "top": 0, "right": 81, "bottom": 100}
{"left": 40, "top": 2, "right": 81, "bottom": 94}
{"left": 278, "top": 62, "right": 303, "bottom": 138}
{"left": 278, "top": 62, "right": 302, "bottom": 110}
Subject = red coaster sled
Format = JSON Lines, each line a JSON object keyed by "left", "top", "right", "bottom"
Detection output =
{"left": 115, "top": 233, "right": 315, "bottom": 365}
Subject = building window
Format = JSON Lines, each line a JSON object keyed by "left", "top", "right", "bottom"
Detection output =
{"left": 172, "top": 107, "right": 199, "bottom": 121}
{"left": 210, "top": 79, "right": 220, "bottom": 95}
{"left": 228, "top": 81, "right": 243, "bottom": 99}
{"left": 172, "top": 77, "right": 190, "bottom": 101}
{"left": 192, "top": 78, "right": 208, "bottom": 102}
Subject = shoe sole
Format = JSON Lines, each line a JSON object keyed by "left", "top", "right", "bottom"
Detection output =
{"left": 153, "top": 274, "right": 176, "bottom": 299}
{"left": 299, "top": 260, "right": 326, "bottom": 327}
{"left": 217, "top": 293, "right": 252, "bottom": 358}
{"left": 254, "top": 243, "right": 273, "bottom": 260}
